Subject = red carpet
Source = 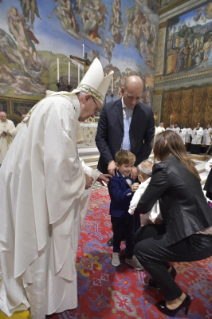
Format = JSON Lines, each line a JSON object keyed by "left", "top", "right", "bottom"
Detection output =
{"left": 49, "top": 187, "right": 212, "bottom": 319}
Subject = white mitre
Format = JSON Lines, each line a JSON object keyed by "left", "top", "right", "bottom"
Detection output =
{"left": 23, "top": 58, "right": 113, "bottom": 123}
{"left": 72, "top": 58, "right": 113, "bottom": 104}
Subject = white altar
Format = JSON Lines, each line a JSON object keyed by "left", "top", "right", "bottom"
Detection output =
{"left": 79, "top": 122, "right": 98, "bottom": 147}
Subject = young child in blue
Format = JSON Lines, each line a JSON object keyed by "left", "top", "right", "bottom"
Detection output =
{"left": 108, "top": 150, "right": 143, "bottom": 270}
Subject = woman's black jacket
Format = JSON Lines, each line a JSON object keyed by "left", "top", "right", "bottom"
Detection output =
{"left": 136, "top": 156, "right": 212, "bottom": 245}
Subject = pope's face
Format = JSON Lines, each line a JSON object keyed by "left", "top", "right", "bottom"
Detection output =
{"left": 79, "top": 94, "right": 102, "bottom": 121}
{"left": 0, "top": 113, "right": 7, "bottom": 122}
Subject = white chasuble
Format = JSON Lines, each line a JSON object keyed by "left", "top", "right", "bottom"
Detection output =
{"left": 0, "top": 92, "right": 100, "bottom": 319}
{"left": 0, "top": 119, "right": 15, "bottom": 165}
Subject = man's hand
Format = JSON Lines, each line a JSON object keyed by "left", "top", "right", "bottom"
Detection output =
{"left": 130, "top": 166, "right": 138, "bottom": 180}
{"left": 85, "top": 174, "right": 94, "bottom": 189}
{"left": 131, "top": 182, "right": 139, "bottom": 192}
{"left": 97, "top": 173, "right": 112, "bottom": 186}
{"left": 107, "top": 160, "right": 116, "bottom": 176}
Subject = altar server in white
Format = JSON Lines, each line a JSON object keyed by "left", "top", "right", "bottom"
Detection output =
{"left": 178, "top": 124, "right": 186, "bottom": 145}
{"left": 190, "top": 124, "right": 203, "bottom": 154}
{"left": 185, "top": 124, "right": 192, "bottom": 144}
{"left": 0, "top": 58, "right": 113, "bottom": 319}
{"left": 204, "top": 124, "right": 211, "bottom": 149}
{"left": 156, "top": 122, "right": 165, "bottom": 135}
{"left": 0, "top": 112, "right": 15, "bottom": 165}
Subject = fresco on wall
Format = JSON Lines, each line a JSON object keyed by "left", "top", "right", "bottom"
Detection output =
{"left": 159, "top": 0, "right": 176, "bottom": 7}
{"left": 165, "top": 1, "right": 212, "bottom": 76}
{"left": 0, "top": 0, "right": 159, "bottom": 106}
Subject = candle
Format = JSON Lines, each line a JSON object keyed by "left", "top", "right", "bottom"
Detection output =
{"left": 111, "top": 75, "right": 113, "bottom": 93}
{"left": 78, "top": 64, "right": 80, "bottom": 85}
{"left": 170, "top": 115, "right": 172, "bottom": 125}
{"left": 68, "top": 62, "right": 70, "bottom": 84}
{"left": 82, "top": 44, "right": 84, "bottom": 58}
{"left": 57, "top": 58, "right": 59, "bottom": 82}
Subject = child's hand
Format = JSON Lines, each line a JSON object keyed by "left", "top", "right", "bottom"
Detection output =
{"left": 131, "top": 182, "right": 139, "bottom": 192}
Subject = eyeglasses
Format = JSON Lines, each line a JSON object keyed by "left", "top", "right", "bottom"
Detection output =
{"left": 91, "top": 96, "right": 101, "bottom": 113}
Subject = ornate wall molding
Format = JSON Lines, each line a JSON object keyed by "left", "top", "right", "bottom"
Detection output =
{"left": 152, "top": 95, "right": 163, "bottom": 125}
{"left": 155, "top": 28, "right": 166, "bottom": 76}
{"left": 155, "top": 69, "right": 212, "bottom": 89}
{"left": 159, "top": 0, "right": 207, "bottom": 23}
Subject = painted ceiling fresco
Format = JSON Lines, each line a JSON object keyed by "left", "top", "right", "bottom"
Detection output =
{"left": 0, "top": 0, "right": 159, "bottom": 105}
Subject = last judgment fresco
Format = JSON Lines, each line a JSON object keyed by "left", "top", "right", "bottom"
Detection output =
{"left": 0, "top": 0, "right": 159, "bottom": 105}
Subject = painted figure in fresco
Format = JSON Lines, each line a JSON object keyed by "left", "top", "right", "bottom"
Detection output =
{"left": 123, "top": 7, "right": 134, "bottom": 45}
{"left": 183, "top": 44, "right": 189, "bottom": 69}
{"left": 19, "top": 0, "right": 41, "bottom": 29}
{"left": 7, "top": 7, "right": 41, "bottom": 72}
{"left": 60, "top": 0, "right": 76, "bottom": 30}
{"left": 82, "top": 10, "right": 101, "bottom": 42}
{"left": 141, "top": 16, "right": 150, "bottom": 42}
{"left": 193, "top": 8, "right": 204, "bottom": 22}
{"left": 176, "top": 46, "right": 185, "bottom": 73}
{"left": 0, "top": 65, "right": 45, "bottom": 95}
{"left": 53, "top": 0, "right": 80, "bottom": 39}
{"left": 187, "top": 43, "right": 195, "bottom": 68}
{"left": 103, "top": 37, "right": 115, "bottom": 63}
{"left": 109, "top": 0, "right": 122, "bottom": 44}
{"left": 199, "top": 38, "right": 212, "bottom": 68}
{"left": 112, "top": 0, "right": 121, "bottom": 27}
{"left": 0, "top": 28, "right": 28, "bottom": 73}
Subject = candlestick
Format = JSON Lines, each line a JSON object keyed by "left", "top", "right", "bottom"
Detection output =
{"left": 57, "top": 58, "right": 59, "bottom": 82}
{"left": 67, "top": 84, "right": 72, "bottom": 92}
{"left": 68, "top": 61, "right": 70, "bottom": 84}
{"left": 56, "top": 81, "right": 60, "bottom": 91}
{"left": 111, "top": 93, "right": 114, "bottom": 102}
{"left": 78, "top": 64, "right": 80, "bottom": 85}
{"left": 111, "top": 75, "right": 113, "bottom": 94}
{"left": 82, "top": 44, "right": 84, "bottom": 58}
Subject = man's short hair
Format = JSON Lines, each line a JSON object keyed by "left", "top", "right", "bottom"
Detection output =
{"left": 115, "top": 150, "right": 136, "bottom": 166}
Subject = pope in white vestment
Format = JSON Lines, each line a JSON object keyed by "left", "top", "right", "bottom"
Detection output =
{"left": 0, "top": 112, "right": 15, "bottom": 165}
{"left": 0, "top": 59, "right": 113, "bottom": 319}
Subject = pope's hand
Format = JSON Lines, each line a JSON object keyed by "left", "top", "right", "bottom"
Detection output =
{"left": 85, "top": 174, "right": 94, "bottom": 189}
{"left": 97, "top": 173, "right": 112, "bottom": 186}
{"left": 108, "top": 160, "right": 116, "bottom": 176}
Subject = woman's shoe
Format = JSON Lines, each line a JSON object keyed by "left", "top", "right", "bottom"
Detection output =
{"left": 156, "top": 294, "right": 191, "bottom": 317}
{"left": 148, "top": 266, "right": 177, "bottom": 289}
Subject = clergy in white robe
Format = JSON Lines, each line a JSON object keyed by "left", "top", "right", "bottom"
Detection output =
{"left": 204, "top": 125, "right": 211, "bottom": 146}
{"left": 174, "top": 124, "right": 180, "bottom": 134}
{"left": 10, "top": 114, "right": 27, "bottom": 138}
{"left": 166, "top": 124, "right": 174, "bottom": 131}
{"left": 155, "top": 122, "right": 165, "bottom": 135}
{"left": 0, "top": 58, "right": 113, "bottom": 319}
{"left": 178, "top": 125, "right": 186, "bottom": 145}
{"left": 190, "top": 125, "right": 203, "bottom": 154}
{"left": 0, "top": 112, "right": 15, "bottom": 165}
{"left": 185, "top": 126, "right": 192, "bottom": 144}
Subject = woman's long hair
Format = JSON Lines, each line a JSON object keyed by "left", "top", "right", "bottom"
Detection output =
{"left": 153, "top": 130, "right": 200, "bottom": 180}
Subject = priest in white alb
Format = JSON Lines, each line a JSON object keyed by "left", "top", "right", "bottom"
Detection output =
{"left": 155, "top": 122, "right": 165, "bottom": 135}
{"left": 0, "top": 112, "right": 15, "bottom": 165}
{"left": 190, "top": 124, "right": 203, "bottom": 154}
{"left": 0, "top": 58, "right": 113, "bottom": 319}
